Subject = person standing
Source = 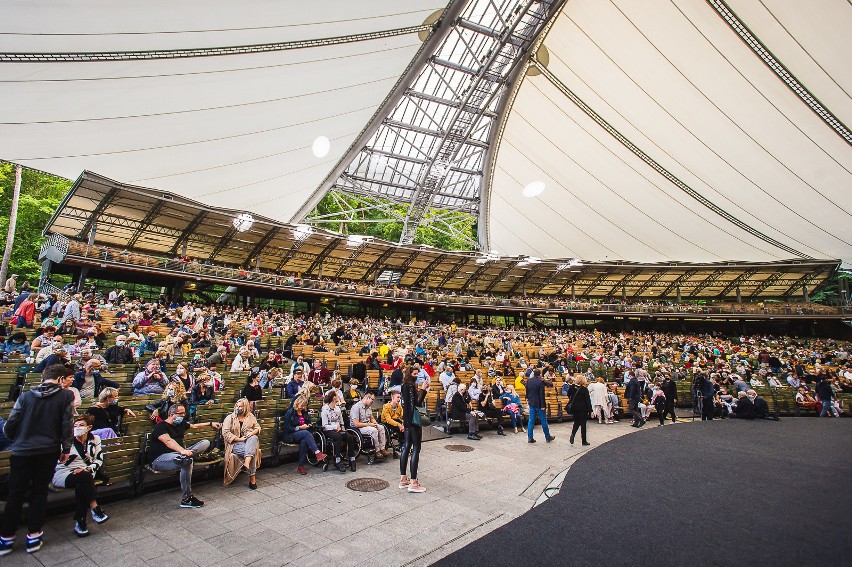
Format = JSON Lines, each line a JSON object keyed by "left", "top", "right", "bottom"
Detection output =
{"left": 0, "top": 364, "right": 76, "bottom": 556}
{"left": 569, "top": 377, "right": 592, "bottom": 446}
{"left": 661, "top": 374, "right": 678, "bottom": 424}
{"left": 60, "top": 294, "right": 82, "bottom": 329}
{"left": 699, "top": 373, "right": 716, "bottom": 421}
{"left": 625, "top": 373, "right": 645, "bottom": 427}
{"left": 526, "top": 369, "right": 555, "bottom": 444}
{"left": 399, "top": 369, "right": 425, "bottom": 492}
{"left": 816, "top": 376, "right": 837, "bottom": 417}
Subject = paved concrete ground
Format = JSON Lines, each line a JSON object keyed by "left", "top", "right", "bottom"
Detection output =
{"left": 4, "top": 419, "right": 657, "bottom": 567}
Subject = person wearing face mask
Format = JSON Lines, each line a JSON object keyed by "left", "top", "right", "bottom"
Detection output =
{"left": 51, "top": 415, "right": 110, "bottom": 538}
{"left": 170, "top": 363, "right": 194, "bottom": 392}
{"left": 86, "top": 387, "right": 135, "bottom": 438}
{"left": 33, "top": 339, "right": 70, "bottom": 373}
{"left": 222, "top": 398, "right": 262, "bottom": 489}
{"left": 190, "top": 376, "right": 217, "bottom": 415}
{"left": 1, "top": 332, "right": 30, "bottom": 358}
{"left": 34, "top": 335, "right": 63, "bottom": 364}
{"left": 132, "top": 359, "right": 169, "bottom": 396}
{"left": 103, "top": 335, "right": 134, "bottom": 365}
{"left": 151, "top": 382, "right": 190, "bottom": 423}
{"left": 74, "top": 348, "right": 107, "bottom": 374}
{"left": 147, "top": 404, "right": 221, "bottom": 509}
{"left": 72, "top": 360, "right": 118, "bottom": 401}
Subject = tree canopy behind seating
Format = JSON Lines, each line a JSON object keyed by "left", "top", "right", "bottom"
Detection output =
{"left": 312, "top": 190, "right": 478, "bottom": 251}
{"left": 0, "top": 163, "right": 72, "bottom": 285}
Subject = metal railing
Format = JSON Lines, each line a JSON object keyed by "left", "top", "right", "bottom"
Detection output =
{"left": 61, "top": 240, "right": 850, "bottom": 316}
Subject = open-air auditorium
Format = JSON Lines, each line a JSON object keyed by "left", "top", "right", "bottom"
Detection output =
{"left": 0, "top": 1, "right": 850, "bottom": 566}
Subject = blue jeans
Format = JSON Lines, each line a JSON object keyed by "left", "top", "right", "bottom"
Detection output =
{"left": 150, "top": 440, "right": 210, "bottom": 500}
{"left": 819, "top": 400, "right": 835, "bottom": 417}
{"left": 288, "top": 429, "right": 318, "bottom": 465}
{"left": 527, "top": 407, "right": 550, "bottom": 440}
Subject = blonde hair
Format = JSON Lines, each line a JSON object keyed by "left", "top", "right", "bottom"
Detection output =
{"left": 576, "top": 376, "right": 588, "bottom": 387}
{"left": 234, "top": 397, "right": 252, "bottom": 415}
{"left": 162, "top": 380, "right": 186, "bottom": 401}
{"left": 98, "top": 386, "right": 119, "bottom": 403}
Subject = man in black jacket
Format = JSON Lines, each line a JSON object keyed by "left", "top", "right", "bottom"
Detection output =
{"left": 526, "top": 369, "right": 555, "bottom": 444}
{"left": 625, "top": 374, "right": 645, "bottom": 427}
{"left": 730, "top": 391, "right": 756, "bottom": 419}
{"left": 103, "top": 335, "right": 134, "bottom": 365}
{"left": 749, "top": 390, "right": 779, "bottom": 421}
{"left": 815, "top": 377, "right": 837, "bottom": 417}
{"left": 661, "top": 375, "right": 678, "bottom": 424}
{"left": 0, "top": 364, "right": 75, "bottom": 555}
{"left": 698, "top": 373, "right": 716, "bottom": 421}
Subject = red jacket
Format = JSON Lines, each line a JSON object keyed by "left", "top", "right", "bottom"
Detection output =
{"left": 15, "top": 299, "right": 36, "bottom": 324}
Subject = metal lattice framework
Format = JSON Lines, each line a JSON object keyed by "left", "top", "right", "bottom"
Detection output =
{"left": 296, "top": 0, "right": 565, "bottom": 247}
{"left": 36, "top": 139, "right": 842, "bottom": 302}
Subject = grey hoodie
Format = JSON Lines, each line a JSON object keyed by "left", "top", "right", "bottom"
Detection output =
{"left": 3, "top": 381, "right": 74, "bottom": 456}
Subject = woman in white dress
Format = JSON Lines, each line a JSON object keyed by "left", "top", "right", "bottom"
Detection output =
{"left": 588, "top": 377, "right": 612, "bottom": 424}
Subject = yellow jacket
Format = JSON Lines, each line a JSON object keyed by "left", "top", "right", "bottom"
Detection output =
{"left": 381, "top": 402, "right": 403, "bottom": 428}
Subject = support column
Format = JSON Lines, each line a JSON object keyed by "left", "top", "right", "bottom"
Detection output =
{"left": 77, "top": 266, "right": 90, "bottom": 292}
{"left": 39, "top": 259, "right": 53, "bottom": 291}
{"left": 802, "top": 285, "right": 809, "bottom": 302}
{"left": 172, "top": 279, "right": 185, "bottom": 302}
{"left": 571, "top": 284, "right": 576, "bottom": 301}
{"left": 676, "top": 286, "right": 682, "bottom": 303}
{"left": 736, "top": 286, "right": 742, "bottom": 303}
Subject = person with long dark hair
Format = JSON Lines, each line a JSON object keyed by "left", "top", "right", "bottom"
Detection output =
{"left": 569, "top": 377, "right": 592, "bottom": 446}
{"left": 400, "top": 369, "right": 425, "bottom": 493}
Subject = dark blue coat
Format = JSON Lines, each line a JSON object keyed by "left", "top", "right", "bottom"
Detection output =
{"left": 526, "top": 376, "right": 546, "bottom": 409}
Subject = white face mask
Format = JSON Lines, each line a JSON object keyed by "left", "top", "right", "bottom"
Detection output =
{"left": 74, "top": 426, "right": 88, "bottom": 437}
{"left": 176, "top": 368, "right": 185, "bottom": 375}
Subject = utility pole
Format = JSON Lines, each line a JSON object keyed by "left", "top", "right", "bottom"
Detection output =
{"left": 0, "top": 164, "right": 22, "bottom": 286}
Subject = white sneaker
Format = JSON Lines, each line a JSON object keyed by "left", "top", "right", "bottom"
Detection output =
{"left": 407, "top": 483, "right": 426, "bottom": 493}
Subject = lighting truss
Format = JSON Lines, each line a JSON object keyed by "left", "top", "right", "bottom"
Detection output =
{"left": 297, "top": 0, "right": 563, "bottom": 246}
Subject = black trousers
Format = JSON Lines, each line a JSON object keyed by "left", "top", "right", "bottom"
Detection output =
{"left": 661, "top": 401, "right": 676, "bottom": 424}
{"left": 400, "top": 425, "right": 422, "bottom": 479}
{"left": 325, "top": 430, "right": 356, "bottom": 459}
{"left": 64, "top": 470, "right": 97, "bottom": 521}
{"left": 701, "top": 396, "right": 715, "bottom": 420}
{"left": 627, "top": 398, "right": 642, "bottom": 424}
{"left": 1, "top": 451, "right": 58, "bottom": 537}
{"left": 570, "top": 416, "right": 587, "bottom": 443}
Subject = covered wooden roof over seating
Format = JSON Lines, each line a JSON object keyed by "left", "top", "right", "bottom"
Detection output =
{"left": 45, "top": 171, "right": 839, "bottom": 300}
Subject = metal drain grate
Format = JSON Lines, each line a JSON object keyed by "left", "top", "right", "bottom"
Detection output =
{"left": 346, "top": 477, "right": 390, "bottom": 492}
{"left": 444, "top": 444, "right": 474, "bottom": 452}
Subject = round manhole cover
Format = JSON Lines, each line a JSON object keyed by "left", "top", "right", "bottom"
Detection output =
{"left": 346, "top": 477, "right": 389, "bottom": 492}
{"left": 445, "top": 444, "right": 475, "bottom": 452}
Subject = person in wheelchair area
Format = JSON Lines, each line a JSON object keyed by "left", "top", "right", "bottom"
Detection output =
{"left": 282, "top": 396, "right": 326, "bottom": 475}
{"left": 381, "top": 390, "right": 404, "bottom": 458}
{"left": 350, "top": 393, "right": 390, "bottom": 464}
{"left": 321, "top": 390, "right": 356, "bottom": 473}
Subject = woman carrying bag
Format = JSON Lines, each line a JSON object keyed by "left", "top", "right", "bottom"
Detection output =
{"left": 399, "top": 370, "right": 426, "bottom": 493}
{"left": 568, "top": 377, "right": 592, "bottom": 446}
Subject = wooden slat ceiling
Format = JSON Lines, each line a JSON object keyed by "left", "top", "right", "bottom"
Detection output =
{"left": 45, "top": 171, "right": 839, "bottom": 299}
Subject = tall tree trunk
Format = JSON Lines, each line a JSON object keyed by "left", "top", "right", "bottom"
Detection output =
{"left": 0, "top": 164, "right": 22, "bottom": 286}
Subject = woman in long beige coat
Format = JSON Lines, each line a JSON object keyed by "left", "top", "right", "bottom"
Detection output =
{"left": 222, "top": 398, "right": 262, "bottom": 489}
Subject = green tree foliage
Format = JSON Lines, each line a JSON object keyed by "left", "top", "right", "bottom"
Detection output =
{"left": 312, "top": 190, "right": 477, "bottom": 251}
{"left": 0, "top": 163, "right": 72, "bottom": 284}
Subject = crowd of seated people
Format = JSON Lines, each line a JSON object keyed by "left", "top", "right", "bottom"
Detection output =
{"left": 57, "top": 241, "right": 849, "bottom": 316}
{"left": 0, "top": 283, "right": 850, "bottom": 555}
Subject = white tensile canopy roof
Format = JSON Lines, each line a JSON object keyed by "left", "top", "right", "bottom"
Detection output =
{"left": 1, "top": 0, "right": 850, "bottom": 266}
{"left": 0, "top": 0, "right": 442, "bottom": 219}
{"left": 487, "top": 0, "right": 851, "bottom": 265}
